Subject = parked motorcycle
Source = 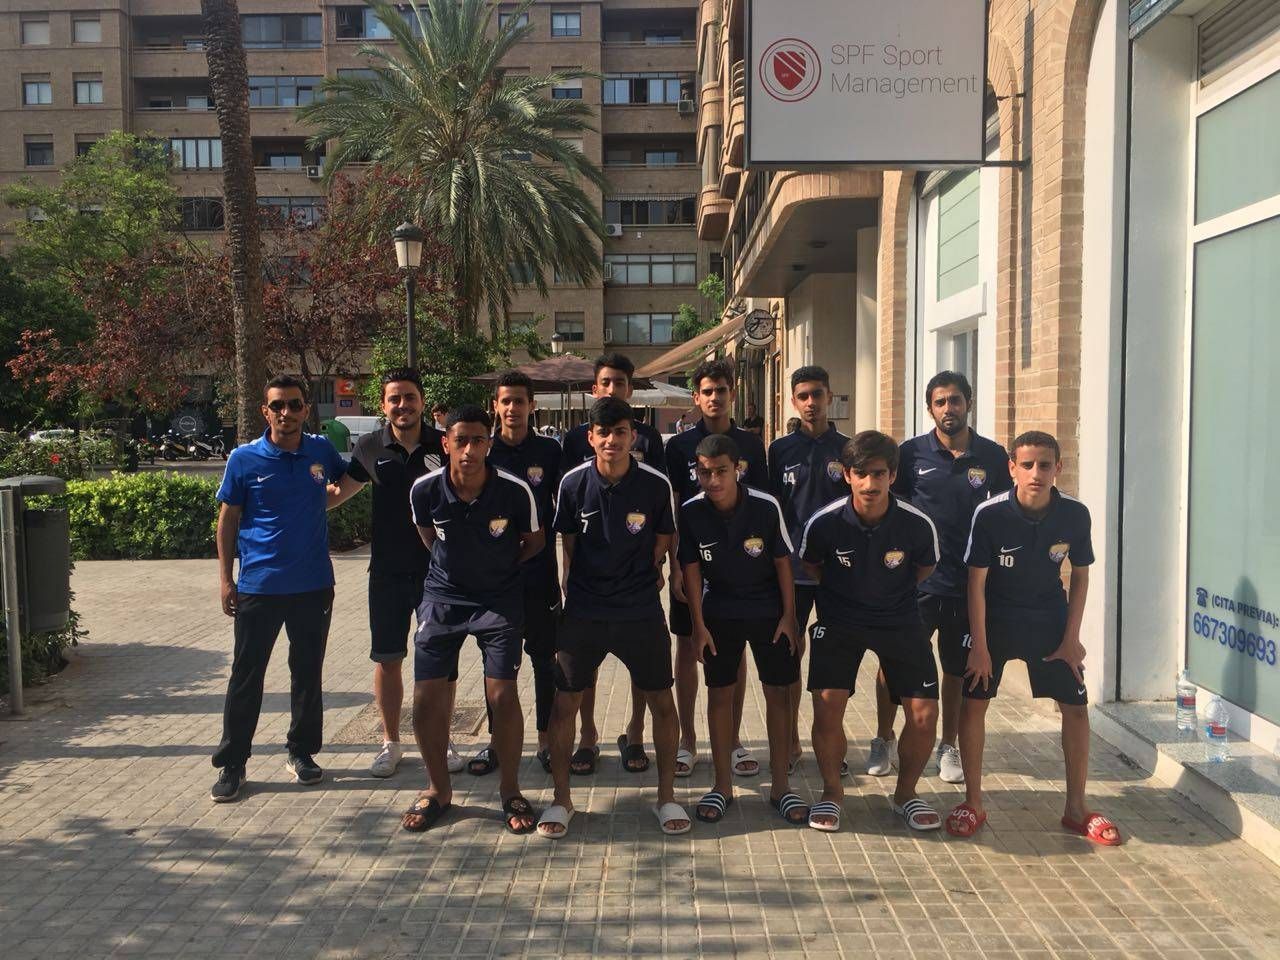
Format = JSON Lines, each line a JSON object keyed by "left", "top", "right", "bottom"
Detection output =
{"left": 188, "top": 434, "right": 225, "bottom": 461}
{"left": 160, "top": 430, "right": 195, "bottom": 461}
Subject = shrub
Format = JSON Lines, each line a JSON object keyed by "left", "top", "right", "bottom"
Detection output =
{"left": 0, "top": 607, "right": 85, "bottom": 692}
{"left": 0, "top": 437, "right": 109, "bottom": 481}
{"left": 50, "top": 471, "right": 371, "bottom": 560}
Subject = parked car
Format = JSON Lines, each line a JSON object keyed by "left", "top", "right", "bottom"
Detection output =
{"left": 28, "top": 428, "right": 77, "bottom": 443}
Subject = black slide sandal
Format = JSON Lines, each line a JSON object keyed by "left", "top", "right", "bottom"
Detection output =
{"left": 616, "top": 734, "right": 650, "bottom": 773}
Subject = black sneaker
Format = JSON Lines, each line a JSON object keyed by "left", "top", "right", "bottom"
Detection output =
{"left": 211, "top": 766, "right": 244, "bottom": 802}
{"left": 284, "top": 753, "right": 323, "bottom": 785}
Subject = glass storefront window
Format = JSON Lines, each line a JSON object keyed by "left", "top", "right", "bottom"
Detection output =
{"left": 1196, "top": 69, "right": 1280, "bottom": 223}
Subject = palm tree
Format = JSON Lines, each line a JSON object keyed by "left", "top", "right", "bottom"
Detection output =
{"left": 201, "top": 0, "right": 265, "bottom": 442}
{"left": 298, "top": 0, "right": 607, "bottom": 336}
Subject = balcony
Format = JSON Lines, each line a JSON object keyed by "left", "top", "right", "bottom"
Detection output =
{"left": 604, "top": 163, "right": 699, "bottom": 196}
{"left": 602, "top": 103, "right": 696, "bottom": 136}
{"left": 602, "top": 41, "right": 695, "bottom": 74}
{"left": 132, "top": 106, "right": 219, "bottom": 138}
{"left": 719, "top": 161, "right": 741, "bottom": 200}
{"left": 697, "top": 182, "right": 730, "bottom": 241}
{"left": 724, "top": 60, "right": 744, "bottom": 168}
{"left": 132, "top": 45, "right": 212, "bottom": 80}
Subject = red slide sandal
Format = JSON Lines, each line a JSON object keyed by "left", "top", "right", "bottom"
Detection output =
{"left": 945, "top": 802, "right": 987, "bottom": 838}
{"left": 1061, "top": 812, "right": 1123, "bottom": 846}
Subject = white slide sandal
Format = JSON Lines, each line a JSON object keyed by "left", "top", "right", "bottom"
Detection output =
{"left": 653, "top": 801, "right": 692, "bottom": 835}
{"left": 536, "top": 804, "right": 574, "bottom": 839}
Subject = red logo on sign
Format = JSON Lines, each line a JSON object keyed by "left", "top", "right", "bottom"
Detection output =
{"left": 760, "top": 38, "right": 820, "bottom": 102}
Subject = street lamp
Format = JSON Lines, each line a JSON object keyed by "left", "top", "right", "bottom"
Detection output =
{"left": 392, "top": 222, "right": 424, "bottom": 369}
{"left": 550, "top": 331, "right": 566, "bottom": 356}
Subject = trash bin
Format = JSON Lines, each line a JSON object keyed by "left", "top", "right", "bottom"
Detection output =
{"left": 320, "top": 418, "right": 351, "bottom": 454}
{"left": 0, "top": 475, "right": 70, "bottom": 634}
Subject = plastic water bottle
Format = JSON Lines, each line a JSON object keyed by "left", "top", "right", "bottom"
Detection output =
{"left": 1204, "top": 696, "right": 1230, "bottom": 763}
{"left": 1175, "top": 670, "right": 1197, "bottom": 732}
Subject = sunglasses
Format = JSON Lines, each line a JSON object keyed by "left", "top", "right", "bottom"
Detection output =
{"left": 267, "top": 398, "right": 306, "bottom": 413}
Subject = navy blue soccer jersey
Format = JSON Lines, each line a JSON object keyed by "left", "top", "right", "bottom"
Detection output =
{"left": 768, "top": 425, "right": 851, "bottom": 585}
{"left": 891, "top": 430, "right": 1012, "bottom": 598}
{"left": 553, "top": 458, "right": 675, "bottom": 621}
{"left": 409, "top": 466, "right": 539, "bottom": 610}
{"left": 665, "top": 420, "right": 769, "bottom": 505}
{"left": 964, "top": 487, "right": 1094, "bottom": 621}
{"left": 800, "top": 495, "right": 939, "bottom": 629}
{"left": 488, "top": 431, "right": 562, "bottom": 574}
{"left": 559, "top": 420, "right": 666, "bottom": 474}
{"left": 677, "top": 485, "right": 793, "bottom": 620}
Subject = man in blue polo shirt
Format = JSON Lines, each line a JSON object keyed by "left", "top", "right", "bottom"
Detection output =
{"left": 946, "top": 431, "right": 1120, "bottom": 846}
{"left": 402, "top": 405, "right": 543, "bottom": 834}
{"left": 769, "top": 365, "right": 850, "bottom": 773}
{"left": 886, "top": 371, "right": 1011, "bottom": 784}
{"left": 211, "top": 375, "right": 348, "bottom": 802}
{"left": 800, "top": 431, "right": 941, "bottom": 833}
{"left": 559, "top": 353, "right": 667, "bottom": 776}
{"left": 680, "top": 433, "right": 805, "bottom": 826}
{"left": 537, "top": 397, "right": 689, "bottom": 838}
{"left": 665, "top": 357, "right": 769, "bottom": 779}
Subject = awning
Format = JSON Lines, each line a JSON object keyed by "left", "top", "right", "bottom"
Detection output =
{"left": 635, "top": 312, "right": 746, "bottom": 378}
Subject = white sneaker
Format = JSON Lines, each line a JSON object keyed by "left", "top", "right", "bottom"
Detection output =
{"left": 446, "top": 741, "right": 465, "bottom": 774}
{"left": 936, "top": 742, "right": 965, "bottom": 784}
{"left": 370, "top": 741, "right": 403, "bottom": 778}
{"left": 867, "top": 736, "right": 897, "bottom": 777}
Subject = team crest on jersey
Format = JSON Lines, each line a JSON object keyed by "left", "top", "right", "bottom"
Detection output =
{"left": 825, "top": 460, "right": 843, "bottom": 482}
{"left": 625, "top": 512, "right": 646, "bottom": 534}
{"left": 1049, "top": 542, "right": 1070, "bottom": 563}
{"left": 967, "top": 467, "right": 987, "bottom": 489}
{"left": 883, "top": 549, "right": 906, "bottom": 569}
{"left": 309, "top": 463, "right": 326, "bottom": 484}
{"left": 526, "top": 465, "right": 544, "bottom": 487}
{"left": 737, "top": 459, "right": 749, "bottom": 480}
{"left": 743, "top": 536, "right": 764, "bottom": 558}
{"left": 489, "top": 518, "right": 509, "bottom": 538}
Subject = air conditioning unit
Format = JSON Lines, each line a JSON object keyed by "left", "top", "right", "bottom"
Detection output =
{"left": 604, "top": 223, "right": 623, "bottom": 237}
{"left": 602, "top": 262, "right": 615, "bottom": 282}
{"left": 677, "top": 99, "right": 696, "bottom": 115}
{"left": 604, "top": 329, "right": 614, "bottom": 343}
{"left": 306, "top": 165, "right": 322, "bottom": 179}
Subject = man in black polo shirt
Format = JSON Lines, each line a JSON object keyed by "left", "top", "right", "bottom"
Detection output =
{"left": 680, "top": 433, "right": 806, "bottom": 825}
{"left": 327, "top": 369, "right": 456, "bottom": 779}
{"left": 665, "top": 358, "right": 769, "bottom": 779}
{"left": 559, "top": 353, "right": 667, "bottom": 775}
{"left": 537, "top": 397, "right": 689, "bottom": 838}
{"left": 401, "top": 406, "right": 544, "bottom": 834}
{"left": 887, "top": 371, "right": 1011, "bottom": 784}
{"left": 769, "top": 365, "right": 850, "bottom": 772}
{"left": 800, "top": 431, "right": 941, "bottom": 833}
{"left": 946, "top": 431, "right": 1121, "bottom": 845}
{"left": 482, "top": 370, "right": 563, "bottom": 773}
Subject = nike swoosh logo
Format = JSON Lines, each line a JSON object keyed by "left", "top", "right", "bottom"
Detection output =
{"left": 1077, "top": 687, "right": 1086, "bottom": 696}
{"left": 581, "top": 510, "right": 600, "bottom": 518}
{"left": 784, "top": 463, "right": 801, "bottom": 472}
{"left": 434, "top": 518, "right": 451, "bottom": 525}
{"left": 255, "top": 475, "right": 273, "bottom": 483}
{"left": 698, "top": 542, "right": 718, "bottom": 549}
{"left": 835, "top": 549, "right": 855, "bottom": 556}
{"left": 922, "top": 681, "right": 937, "bottom": 688}
{"left": 917, "top": 467, "right": 937, "bottom": 475}
{"left": 376, "top": 458, "right": 393, "bottom": 466}
{"left": 999, "top": 546, "right": 1022, "bottom": 554}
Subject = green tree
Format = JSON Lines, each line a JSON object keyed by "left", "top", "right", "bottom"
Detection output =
{"left": 298, "top": 0, "right": 607, "bottom": 336}
{"left": 1, "top": 132, "right": 178, "bottom": 287}
{"left": 0, "top": 257, "right": 91, "bottom": 430}
{"left": 673, "top": 273, "right": 727, "bottom": 342}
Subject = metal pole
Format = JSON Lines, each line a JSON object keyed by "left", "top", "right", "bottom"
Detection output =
{"left": 405, "top": 273, "right": 418, "bottom": 370}
{"left": 1, "top": 489, "right": 24, "bottom": 715}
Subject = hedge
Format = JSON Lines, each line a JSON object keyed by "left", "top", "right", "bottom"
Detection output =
{"left": 0, "top": 608, "right": 85, "bottom": 693}
{"left": 49, "top": 471, "right": 372, "bottom": 561}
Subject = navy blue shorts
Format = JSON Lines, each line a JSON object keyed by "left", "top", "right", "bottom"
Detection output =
{"left": 368, "top": 570, "right": 426, "bottom": 663}
{"left": 806, "top": 622, "right": 939, "bottom": 703}
{"left": 414, "top": 601, "right": 523, "bottom": 682}
{"left": 964, "top": 615, "right": 1085, "bottom": 706}
{"left": 918, "top": 593, "right": 970, "bottom": 678}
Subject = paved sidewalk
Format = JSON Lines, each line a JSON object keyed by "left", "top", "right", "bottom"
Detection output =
{"left": 2, "top": 551, "right": 1279, "bottom": 959}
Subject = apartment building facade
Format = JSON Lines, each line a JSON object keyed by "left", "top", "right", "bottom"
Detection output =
{"left": 694, "top": 0, "right": 1280, "bottom": 768}
{"left": 0, "top": 0, "right": 714, "bottom": 376}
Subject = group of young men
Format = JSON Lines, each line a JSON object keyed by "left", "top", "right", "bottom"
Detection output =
{"left": 209, "top": 355, "right": 1121, "bottom": 847}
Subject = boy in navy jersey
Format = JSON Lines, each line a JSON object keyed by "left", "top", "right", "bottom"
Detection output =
{"left": 401, "top": 406, "right": 543, "bottom": 834}
{"left": 538, "top": 397, "right": 689, "bottom": 837}
{"left": 559, "top": 354, "right": 666, "bottom": 775}
{"left": 800, "top": 432, "right": 941, "bottom": 832}
{"left": 474, "top": 370, "right": 564, "bottom": 774}
{"left": 666, "top": 358, "right": 769, "bottom": 779}
{"left": 680, "top": 434, "right": 806, "bottom": 825}
{"left": 946, "top": 431, "right": 1121, "bottom": 845}
{"left": 769, "top": 366, "right": 850, "bottom": 772}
